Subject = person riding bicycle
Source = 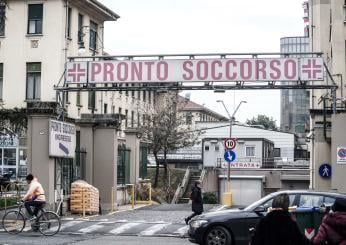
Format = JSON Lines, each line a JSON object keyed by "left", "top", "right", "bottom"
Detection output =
{"left": 22, "top": 174, "right": 46, "bottom": 221}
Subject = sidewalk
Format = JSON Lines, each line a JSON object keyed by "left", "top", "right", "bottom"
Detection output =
{"left": 0, "top": 203, "right": 153, "bottom": 223}
{"left": 60, "top": 203, "right": 152, "bottom": 221}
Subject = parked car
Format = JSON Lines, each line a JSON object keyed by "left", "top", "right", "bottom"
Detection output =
{"left": 188, "top": 190, "right": 346, "bottom": 245}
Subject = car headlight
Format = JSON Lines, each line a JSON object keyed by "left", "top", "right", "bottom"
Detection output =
{"left": 190, "top": 219, "right": 208, "bottom": 229}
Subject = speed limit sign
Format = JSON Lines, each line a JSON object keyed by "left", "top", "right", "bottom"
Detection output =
{"left": 224, "top": 138, "right": 236, "bottom": 149}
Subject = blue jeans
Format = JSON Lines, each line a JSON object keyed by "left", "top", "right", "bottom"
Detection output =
{"left": 24, "top": 201, "right": 45, "bottom": 217}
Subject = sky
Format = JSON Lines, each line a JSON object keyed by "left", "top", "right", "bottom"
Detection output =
{"left": 99, "top": 0, "right": 305, "bottom": 125}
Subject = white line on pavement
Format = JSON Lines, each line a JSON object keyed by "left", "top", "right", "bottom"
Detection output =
{"left": 60, "top": 220, "right": 85, "bottom": 231}
{"left": 139, "top": 223, "right": 171, "bottom": 236}
{"left": 173, "top": 225, "right": 189, "bottom": 235}
{"left": 109, "top": 222, "right": 142, "bottom": 235}
{"left": 78, "top": 223, "right": 104, "bottom": 233}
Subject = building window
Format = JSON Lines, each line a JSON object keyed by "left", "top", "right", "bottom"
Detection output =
{"left": 28, "top": 4, "right": 43, "bottom": 34}
{"left": 245, "top": 146, "right": 255, "bottom": 157}
{"left": 104, "top": 103, "right": 108, "bottom": 114}
{"left": 215, "top": 145, "right": 219, "bottom": 151}
{"left": 78, "top": 14, "right": 84, "bottom": 43}
{"left": 26, "top": 63, "right": 41, "bottom": 100}
{"left": 76, "top": 85, "right": 81, "bottom": 106}
{"left": 88, "top": 85, "right": 95, "bottom": 110}
{"left": 0, "top": 63, "right": 3, "bottom": 100}
{"left": 186, "top": 112, "right": 192, "bottom": 124}
{"left": 67, "top": 7, "right": 72, "bottom": 38}
{"left": 131, "top": 111, "right": 134, "bottom": 128}
{"left": 111, "top": 105, "right": 115, "bottom": 114}
{"left": 143, "top": 91, "right": 146, "bottom": 102}
{"left": 89, "top": 21, "right": 98, "bottom": 51}
{"left": 0, "top": 4, "right": 6, "bottom": 36}
{"left": 125, "top": 109, "right": 128, "bottom": 127}
{"left": 273, "top": 148, "right": 281, "bottom": 157}
{"left": 204, "top": 145, "right": 209, "bottom": 151}
{"left": 137, "top": 112, "right": 140, "bottom": 126}
{"left": 148, "top": 91, "right": 151, "bottom": 104}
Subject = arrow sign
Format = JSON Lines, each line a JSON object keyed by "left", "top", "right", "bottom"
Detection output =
{"left": 224, "top": 150, "right": 236, "bottom": 162}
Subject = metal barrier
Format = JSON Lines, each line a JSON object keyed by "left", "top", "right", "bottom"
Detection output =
{"left": 0, "top": 181, "right": 25, "bottom": 211}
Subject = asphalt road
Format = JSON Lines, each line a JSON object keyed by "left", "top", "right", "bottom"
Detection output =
{"left": 0, "top": 234, "right": 192, "bottom": 245}
{"left": 0, "top": 204, "right": 223, "bottom": 244}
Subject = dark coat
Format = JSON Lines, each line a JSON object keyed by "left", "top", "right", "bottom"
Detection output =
{"left": 312, "top": 212, "right": 346, "bottom": 245}
{"left": 251, "top": 210, "right": 310, "bottom": 245}
{"left": 191, "top": 185, "right": 203, "bottom": 214}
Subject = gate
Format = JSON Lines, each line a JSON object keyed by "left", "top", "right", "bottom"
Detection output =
{"left": 117, "top": 144, "right": 130, "bottom": 185}
{"left": 139, "top": 143, "right": 148, "bottom": 179}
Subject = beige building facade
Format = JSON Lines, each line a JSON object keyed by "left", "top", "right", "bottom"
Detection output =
{"left": 308, "top": 0, "right": 346, "bottom": 192}
{"left": 0, "top": 0, "right": 153, "bottom": 209}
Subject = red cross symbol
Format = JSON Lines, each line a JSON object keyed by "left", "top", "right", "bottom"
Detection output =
{"left": 301, "top": 59, "right": 322, "bottom": 79}
{"left": 67, "top": 63, "right": 86, "bottom": 83}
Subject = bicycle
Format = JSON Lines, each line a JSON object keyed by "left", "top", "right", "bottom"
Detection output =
{"left": 2, "top": 201, "right": 61, "bottom": 236}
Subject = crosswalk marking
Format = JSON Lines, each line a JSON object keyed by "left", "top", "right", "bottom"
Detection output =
{"left": 109, "top": 222, "right": 142, "bottom": 235}
{"left": 139, "top": 223, "right": 171, "bottom": 236}
{"left": 173, "top": 225, "right": 189, "bottom": 235}
{"left": 78, "top": 223, "right": 104, "bottom": 233}
{"left": 60, "top": 220, "right": 85, "bottom": 231}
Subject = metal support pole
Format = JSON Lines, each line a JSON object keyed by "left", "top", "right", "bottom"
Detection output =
{"left": 111, "top": 187, "right": 114, "bottom": 212}
{"left": 332, "top": 87, "right": 337, "bottom": 114}
{"left": 132, "top": 184, "right": 135, "bottom": 209}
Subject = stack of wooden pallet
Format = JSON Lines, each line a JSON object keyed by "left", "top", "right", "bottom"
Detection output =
{"left": 70, "top": 180, "right": 99, "bottom": 214}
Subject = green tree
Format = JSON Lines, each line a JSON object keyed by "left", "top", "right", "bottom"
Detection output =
{"left": 140, "top": 93, "right": 200, "bottom": 188}
{"left": 246, "top": 114, "right": 278, "bottom": 130}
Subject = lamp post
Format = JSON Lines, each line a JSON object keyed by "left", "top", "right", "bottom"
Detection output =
{"left": 217, "top": 100, "right": 247, "bottom": 204}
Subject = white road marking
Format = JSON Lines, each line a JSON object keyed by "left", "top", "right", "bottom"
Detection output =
{"left": 139, "top": 223, "right": 171, "bottom": 236}
{"left": 78, "top": 223, "right": 104, "bottom": 233}
{"left": 109, "top": 222, "right": 142, "bottom": 235}
{"left": 60, "top": 220, "right": 85, "bottom": 231}
{"left": 173, "top": 225, "right": 189, "bottom": 235}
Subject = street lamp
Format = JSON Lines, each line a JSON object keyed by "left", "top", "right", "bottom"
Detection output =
{"left": 216, "top": 99, "right": 247, "bottom": 205}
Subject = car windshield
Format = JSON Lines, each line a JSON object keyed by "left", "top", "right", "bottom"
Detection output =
{"left": 243, "top": 192, "right": 276, "bottom": 211}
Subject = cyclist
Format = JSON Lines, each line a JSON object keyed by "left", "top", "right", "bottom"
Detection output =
{"left": 22, "top": 174, "right": 46, "bottom": 221}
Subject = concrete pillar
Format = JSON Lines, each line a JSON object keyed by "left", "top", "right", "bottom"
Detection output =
{"left": 313, "top": 126, "right": 331, "bottom": 191}
{"left": 331, "top": 114, "right": 346, "bottom": 192}
{"left": 125, "top": 129, "right": 140, "bottom": 183}
{"left": 79, "top": 126, "right": 94, "bottom": 183}
{"left": 93, "top": 127, "right": 118, "bottom": 210}
{"left": 76, "top": 114, "right": 121, "bottom": 211}
{"left": 27, "top": 102, "right": 58, "bottom": 205}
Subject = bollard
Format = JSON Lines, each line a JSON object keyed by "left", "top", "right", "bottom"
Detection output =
{"left": 82, "top": 187, "right": 85, "bottom": 218}
{"left": 131, "top": 184, "right": 135, "bottom": 209}
{"left": 149, "top": 182, "right": 152, "bottom": 205}
{"left": 111, "top": 187, "right": 114, "bottom": 212}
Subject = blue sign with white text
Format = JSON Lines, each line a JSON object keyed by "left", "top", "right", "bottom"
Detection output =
{"left": 319, "top": 163, "right": 331, "bottom": 179}
{"left": 224, "top": 150, "right": 236, "bottom": 163}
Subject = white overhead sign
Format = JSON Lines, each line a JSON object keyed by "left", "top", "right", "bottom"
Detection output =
{"left": 66, "top": 57, "right": 324, "bottom": 84}
{"left": 49, "top": 120, "right": 76, "bottom": 158}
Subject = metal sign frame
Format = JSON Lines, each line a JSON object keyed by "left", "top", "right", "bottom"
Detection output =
{"left": 54, "top": 52, "right": 339, "bottom": 120}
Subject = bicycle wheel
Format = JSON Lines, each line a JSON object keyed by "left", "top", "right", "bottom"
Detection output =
{"left": 2, "top": 211, "right": 26, "bottom": 234}
{"left": 37, "top": 211, "right": 61, "bottom": 236}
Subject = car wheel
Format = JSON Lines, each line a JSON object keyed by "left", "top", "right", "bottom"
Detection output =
{"left": 204, "top": 226, "right": 232, "bottom": 245}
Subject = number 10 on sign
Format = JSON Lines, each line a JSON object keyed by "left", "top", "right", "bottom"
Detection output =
{"left": 224, "top": 138, "right": 236, "bottom": 149}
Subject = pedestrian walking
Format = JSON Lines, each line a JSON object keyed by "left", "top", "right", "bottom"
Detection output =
{"left": 251, "top": 193, "right": 310, "bottom": 245}
{"left": 311, "top": 197, "right": 346, "bottom": 245}
{"left": 185, "top": 180, "right": 203, "bottom": 225}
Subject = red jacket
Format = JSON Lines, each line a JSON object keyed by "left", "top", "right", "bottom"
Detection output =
{"left": 312, "top": 212, "right": 346, "bottom": 245}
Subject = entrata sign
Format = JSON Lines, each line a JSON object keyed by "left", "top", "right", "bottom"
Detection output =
{"left": 66, "top": 57, "right": 324, "bottom": 84}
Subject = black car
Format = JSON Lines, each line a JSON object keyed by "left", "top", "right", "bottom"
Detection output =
{"left": 188, "top": 190, "right": 346, "bottom": 245}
